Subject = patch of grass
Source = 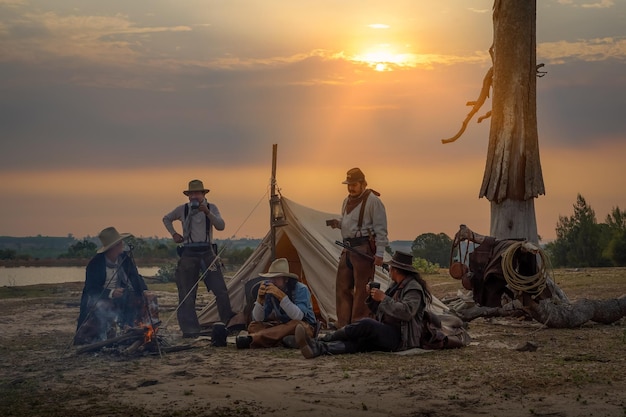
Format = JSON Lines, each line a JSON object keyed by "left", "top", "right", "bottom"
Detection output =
{"left": 0, "top": 285, "right": 74, "bottom": 300}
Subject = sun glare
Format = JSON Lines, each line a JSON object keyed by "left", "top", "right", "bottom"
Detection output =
{"left": 352, "top": 45, "right": 417, "bottom": 72}
{"left": 349, "top": 23, "right": 418, "bottom": 72}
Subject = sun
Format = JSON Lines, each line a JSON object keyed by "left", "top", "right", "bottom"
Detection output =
{"left": 349, "top": 24, "right": 418, "bottom": 72}
{"left": 352, "top": 45, "right": 417, "bottom": 71}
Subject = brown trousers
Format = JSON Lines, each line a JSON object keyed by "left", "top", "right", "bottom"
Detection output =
{"left": 247, "top": 319, "right": 314, "bottom": 348}
{"left": 335, "top": 243, "right": 375, "bottom": 328}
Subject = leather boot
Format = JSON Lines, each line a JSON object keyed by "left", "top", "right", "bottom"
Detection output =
{"left": 319, "top": 328, "right": 347, "bottom": 342}
{"left": 295, "top": 324, "right": 324, "bottom": 359}
{"left": 235, "top": 335, "right": 252, "bottom": 349}
{"left": 324, "top": 341, "right": 349, "bottom": 355}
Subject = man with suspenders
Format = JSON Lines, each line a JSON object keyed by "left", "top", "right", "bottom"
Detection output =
{"left": 326, "top": 168, "right": 389, "bottom": 328}
{"left": 163, "top": 179, "right": 234, "bottom": 338}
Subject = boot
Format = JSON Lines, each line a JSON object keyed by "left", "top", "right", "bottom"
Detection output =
{"left": 235, "top": 335, "right": 252, "bottom": 349}
{"left": 296, "top": 325, "right": 350, "bottom": 358}
{"left": 295, "top": 324, "right": 323, "bottom": 358}
{"left": 319, "top": 328, "right": 347, "bottom": 342}
{"left": 281, "top": 335, "right": 298, "bottom": 349}
{"left": 324, "top": 341, "right": 349, "bottom": 355}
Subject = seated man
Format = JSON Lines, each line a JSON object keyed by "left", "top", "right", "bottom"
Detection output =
{"left": 295, "top": 251, "right": 468, "bottom": 358}
{"left": 236, "top": 258, "right": 317, "bottom": 349}
{"left": 74, "top": 226, "right": 150, "bottom": 345}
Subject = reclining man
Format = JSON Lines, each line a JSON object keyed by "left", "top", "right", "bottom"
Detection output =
{"left": 295, "top": 251, "right": 432, "bottom": 358}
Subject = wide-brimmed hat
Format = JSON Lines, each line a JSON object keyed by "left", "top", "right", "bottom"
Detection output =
{"left": 183, "top": 179, "right": 210, "bottom": 196}
{"left": 342, "top": 167, "right": 366, "bottom": 184}
{"left": 259, "top": 258, "right": 299, "bottom": 280}
{"left": 387, "top": 251, "right": 418, "bottom": 273}
{"left": 97, "top": 226, "right": 132, "bottom": 254}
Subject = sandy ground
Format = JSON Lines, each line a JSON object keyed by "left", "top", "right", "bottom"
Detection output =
{"left": 1, "top": 270, "right": 625, "bottom": 417}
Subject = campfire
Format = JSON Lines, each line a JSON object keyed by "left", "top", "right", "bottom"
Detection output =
{"left": 75, "top": 321, "right": 168, "bottom": 356}
{"left": 74, "top": 291, "right": 189, "bottom": 356}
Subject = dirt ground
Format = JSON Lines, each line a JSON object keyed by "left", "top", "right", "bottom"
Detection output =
{"left": 0, "top": 268, "right": 625, "bottom": 417}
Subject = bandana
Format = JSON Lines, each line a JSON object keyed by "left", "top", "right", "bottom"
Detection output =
{"left": 344, "top": 189, "right": 380, "bottom": 214}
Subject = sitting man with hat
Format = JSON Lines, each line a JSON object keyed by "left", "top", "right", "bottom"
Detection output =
{"left": 236, "top": 258, "right": 317, "bottom": 349}
{"left": 74, "top": 226, "right": 149, "bottom": 345}
{"left": 294, "top": 251, "right": 433, "bottom": 358}
{"left": 163, "top": 179, "right": 235, "bottom": 338}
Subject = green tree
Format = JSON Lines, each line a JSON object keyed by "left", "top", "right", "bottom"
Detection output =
{"left": 0, "top": 249, "right": 17, "bottom": 260}
{"left": 545, "top": 194, "right": 608, "bottom": 267}
{"left": 411, "top": 233, "right": 453, "bottom": 268}
{"left": 604, "top": 206, "right": 626, "bottom": 266}
{"left": 223, "top": 246, "right": 254, "bottom": 265}
{"left": 59, "top": 239, "right": 97, "bottom": 259}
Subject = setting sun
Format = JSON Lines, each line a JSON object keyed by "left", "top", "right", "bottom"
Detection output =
{"left": 352, "top": 45, "right": 418, "bottom": 71}
{"left": 350, "top": 23, "right": 419, "bottom": 71}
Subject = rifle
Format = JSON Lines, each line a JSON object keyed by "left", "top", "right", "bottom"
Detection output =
{"left": 335, "top": 240, "right": 389, "bottom": 272}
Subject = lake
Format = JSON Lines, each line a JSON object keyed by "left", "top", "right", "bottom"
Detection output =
{"left": 0, "top": 266, "right": 162, "bottom": 287}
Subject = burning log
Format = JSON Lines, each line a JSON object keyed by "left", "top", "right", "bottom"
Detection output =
{"left": 76, "top": 324, "right": 160, "bottom": 355}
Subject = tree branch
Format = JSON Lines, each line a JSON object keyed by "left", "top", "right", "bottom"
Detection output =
{"left": 441, "top": 67, "right": 493, "bottom": 144}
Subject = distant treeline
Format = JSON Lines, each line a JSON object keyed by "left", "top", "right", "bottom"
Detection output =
{"left": 2, "top": 194, "right": 622, "bottom": 270}
{"left": 0, "top": 235, "right": 263, "bottom": 267}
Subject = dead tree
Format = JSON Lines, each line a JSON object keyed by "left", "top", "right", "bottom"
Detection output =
{"left": 442, "top": 0, "right": 545, "bottom": 243}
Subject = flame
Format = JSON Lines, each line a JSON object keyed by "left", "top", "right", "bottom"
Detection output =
{"left": 143, "top": 324, "right": 155, "bottom": 344}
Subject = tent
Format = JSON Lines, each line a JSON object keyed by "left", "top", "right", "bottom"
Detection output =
{"left": 198, "top": 196, "right": 448, "bottom": 327}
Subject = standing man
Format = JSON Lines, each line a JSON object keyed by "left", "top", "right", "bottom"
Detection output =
{"left": 326, "top": 167, "right": 388, "bottom": 328}
{"left": 163, "top": 179, "right": 234, "bottom": 338}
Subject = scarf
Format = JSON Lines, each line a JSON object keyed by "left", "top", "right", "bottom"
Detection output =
{"left": 344, "top": 189, "right": 380, "bottom": 214}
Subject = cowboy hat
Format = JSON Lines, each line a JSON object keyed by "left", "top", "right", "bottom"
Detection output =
{"left": 341, "top": 167, "right": 366, "bottom": 184}
{"left": 183, "top": 179, "right": 210, "bottom": 196}
{"left": 387, "top": 251, "right": 418, "bottom": 273}
{"left": 259, "top": 258, "right": 299, "bottom": 280}
{"left": 97, "top": 226, "right": 132, "bottom": 254}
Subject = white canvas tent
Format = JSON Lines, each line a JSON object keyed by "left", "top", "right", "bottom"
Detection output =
{"left": 198, "top": 196, "right": 448, "bottom": 327}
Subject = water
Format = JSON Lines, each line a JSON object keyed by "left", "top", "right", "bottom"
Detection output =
{"left": 0, "top": 266, "right": 161, "bottom": 287}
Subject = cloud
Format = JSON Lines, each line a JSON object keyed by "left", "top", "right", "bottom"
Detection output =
{"left": 557, "top": 0, "right": 614, "bottom": 8}
{"left": 539, "top": 37, "right": 626, "bottom": 63}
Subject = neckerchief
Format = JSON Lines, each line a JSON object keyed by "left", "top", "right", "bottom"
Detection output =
{"left": 345, "top": 189, "right": 373, "bottom": 215}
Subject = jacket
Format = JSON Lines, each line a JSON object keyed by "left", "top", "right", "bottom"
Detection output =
{"left": 367, "top": 277, "right": 427, "bottom": 351}
{"left": 77, "top": 252, "right": 147, "bottom": 329}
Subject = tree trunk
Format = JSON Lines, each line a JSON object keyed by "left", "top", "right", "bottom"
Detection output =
{"left": 481, "top": 0, "right": 545, "bottom": 242}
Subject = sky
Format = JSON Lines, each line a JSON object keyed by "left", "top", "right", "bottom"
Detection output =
{"left": 1, "top": 0, "right": 625, "bottom": 243}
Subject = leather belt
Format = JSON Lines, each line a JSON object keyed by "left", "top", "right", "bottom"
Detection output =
{"left": 343, "top": 236, "right": 370, "bottom": 247}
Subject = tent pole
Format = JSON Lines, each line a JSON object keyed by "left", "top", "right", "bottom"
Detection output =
{"left": 270, "top": 144, "right": 278, "bottom": 260}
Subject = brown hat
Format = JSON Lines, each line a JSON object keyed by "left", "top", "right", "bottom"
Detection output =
{"left": 259, "top": 258, "right": 299, "bottom": 280}
{"left": 387, "top": 251, "right": 418, "bottom": 273}
{"left": 183, "top": 179, "right": 210, "bottom": 196}
{"left": 342, "top": 167, "right": 366, "bottom": 184}
{"left": 97, "top": 227, "right": 132, "bottom": 254}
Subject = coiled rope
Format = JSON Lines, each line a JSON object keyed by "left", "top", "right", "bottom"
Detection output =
{"left": 500, "top": 241, "right": 550, "bottom": 298}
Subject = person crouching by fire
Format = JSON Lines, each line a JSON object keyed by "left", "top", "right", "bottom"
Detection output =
{"left": 74, "top": 227, "right": 149, "bottom": 345}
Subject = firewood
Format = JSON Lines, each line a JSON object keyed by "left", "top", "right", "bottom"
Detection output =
{"left": 75, "top": 327, "right": 146, "bottom": 354}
